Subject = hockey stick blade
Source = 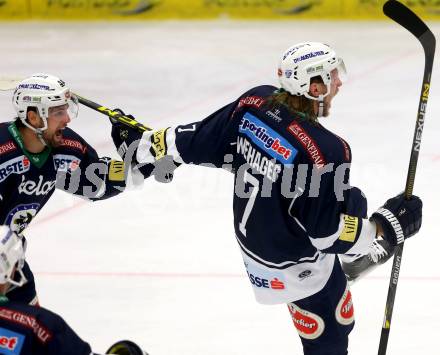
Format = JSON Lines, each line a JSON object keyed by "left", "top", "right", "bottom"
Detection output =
{"left": 378, "top": 2, "right": 436, "bottom": 355}
{"left": 383, "top": 0, "right": 436, "bottom": 63}
{"left": 0, "top": 77, "right": 22, "bottom": 91}
{"left": 384, "top": 1, "right": 432, "bottom": 41}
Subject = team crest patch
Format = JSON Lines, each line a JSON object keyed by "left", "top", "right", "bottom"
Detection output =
{"left": 239, "top": 113, "right": 297, "bottom": 164}
{"left": 120, "top": 129, "right": 129, "bottom": 140}
{"left": 335, "top": 285, "right": 354, "bottom": 325}
{"left": 4, "top": 203, "right": 40, "bottom": 234}
{"left": 0, "top": 327, "right": 25, "bottom": 354}
{"left": 288, "top": 303, "right": 325, "bottom": 339}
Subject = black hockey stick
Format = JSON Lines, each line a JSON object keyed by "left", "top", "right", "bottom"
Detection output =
{"left": 73, "top": 94, "right": 152, "bottom": 133}
{"left": 378, "top": 1, "right": 435, "bottom": 354}
{"left": 0, "top": 79, "right": 151, "bottom": 133}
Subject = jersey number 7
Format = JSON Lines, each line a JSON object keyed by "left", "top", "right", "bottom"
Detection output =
{"left": 238, "top": 170, "right": 260, "bottom": 237}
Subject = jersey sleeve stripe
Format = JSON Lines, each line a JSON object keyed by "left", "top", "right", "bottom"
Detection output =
{"left": 307, "top": 214, "right": 344, "bottom": 250}
{"left": 345, "top": 219, "right": 376, "bottom": 255}
{"left": 308, "top": 214, "right": 376, "bottom": 256}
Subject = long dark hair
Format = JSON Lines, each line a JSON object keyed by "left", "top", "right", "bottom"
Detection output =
{"left": 266, "top": 76, "right": 324, "bottom": 125}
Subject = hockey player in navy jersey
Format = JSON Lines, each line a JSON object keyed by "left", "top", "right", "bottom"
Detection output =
{"left": 0, "top": 225, "right": 148, "bottom": 355}
{"left": 110, "top": 42, "right": 423, "bottom": 355}
{"left": 0, "top": 73, "right": 154, "bottom": 306}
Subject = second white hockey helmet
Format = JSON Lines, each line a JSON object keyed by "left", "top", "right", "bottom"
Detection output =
{"left": 278, "top": 42, "right": 346, "bottom": 100}
{"left": 0, "top": 226, "right": 27, "bottom": 288}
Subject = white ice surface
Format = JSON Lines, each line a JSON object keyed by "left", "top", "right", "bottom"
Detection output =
{"left": 0, "top": 21, "right": 439, "bottom": 354}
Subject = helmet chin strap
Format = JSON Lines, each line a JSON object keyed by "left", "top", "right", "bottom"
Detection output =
{"left": 304, "top": 88, "right": 328, "bottom": 118}
{"left": 6, "top": 267, "right": 28, "bottom": 291}
{"left": 21, "top": 115, "right": 49, "bottom": 147}
{"left": 36, "top": 130, "right": 48, "bottom": 147}
{"left": 317, "top": 95, "right": 325, "bottom": 117}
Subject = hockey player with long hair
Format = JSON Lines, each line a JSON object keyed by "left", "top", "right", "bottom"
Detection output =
{"left": 110, "top": 42, "right": 423, "bottom": 355}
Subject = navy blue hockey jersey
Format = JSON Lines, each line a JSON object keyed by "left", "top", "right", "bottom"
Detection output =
{"left": 136, "top": 85, "right": 375, "bottom": 304}
{"left": 0, "top": 121, "right": 130, "bottom": 235}
{"left": 0, "top": 298, "right": 92, "bottom": 355}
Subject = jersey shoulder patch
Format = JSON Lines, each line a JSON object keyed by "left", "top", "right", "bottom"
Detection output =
{"left": 0, "top": 306, "right": 53, "bottom": 345}
{"left": 0, "top": 123, "right": 18, "bottom": 158}
{"left": 231, "top": 85, "right": 278, "bottom": 119}
{"left": 0, "top": 141, "right": 18, "bottom": 157}
{"left": 58, "top": 128, "right": 88, "bottom": 155}
{"left": 286, "top": 121, "right": 326, "bottom": 167}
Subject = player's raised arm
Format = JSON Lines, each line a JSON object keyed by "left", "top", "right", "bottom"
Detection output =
{"left": 109, "top": 88, "right": 274, "bottom": 175}
{"left": 54, "top": 130, "right": 150, "bottom": 201}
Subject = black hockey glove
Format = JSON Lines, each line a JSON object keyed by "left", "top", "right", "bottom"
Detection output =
{"left": 110, "top": 109, "right": 143, "bottom": 163}
{"left": 109, "top": 109, "right": 175, "bottom": 183}
{"left": 106, "top": 340, "right": 148, "bottom": 355}
{"left": 370, "top": 193, "right": 422, "bottom": 246}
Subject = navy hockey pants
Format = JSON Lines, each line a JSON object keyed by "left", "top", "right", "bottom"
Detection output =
{"left": 288, "top": 258, "right": 354, "bottom": 355}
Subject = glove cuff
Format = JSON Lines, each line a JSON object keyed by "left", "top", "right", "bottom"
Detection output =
{"left": 370, "top": 208, "right": 405, "bottom": 246}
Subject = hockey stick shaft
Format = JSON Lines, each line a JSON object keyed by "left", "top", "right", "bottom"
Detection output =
{"left": 73, "top": 94, "right": 152, "bottom": 133}
{"left": 0, "top": 78, "right": 151, "bottom": 133}
{"left": 378, "top": 1, "right": 436, "bottom": 354}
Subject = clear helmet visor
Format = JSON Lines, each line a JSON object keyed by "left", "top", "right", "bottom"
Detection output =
{"left": 335, "top": 58, "right": 347, "bottom": 83}
{"left": 48, "top": 95, "right": 79, "bottom": 121}
{"left": 68, "top": 95, "right": 79, "bottom": 120}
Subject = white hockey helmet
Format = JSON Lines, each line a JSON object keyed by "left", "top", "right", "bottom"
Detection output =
{"left": 278, "top": 42, "right": 346, "bottom": 100}
{"left": 12, "top": 73, "right": 78, "bottom": 134}
{"left": 0, "top": 226, "right": 27, "bottom": 288}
